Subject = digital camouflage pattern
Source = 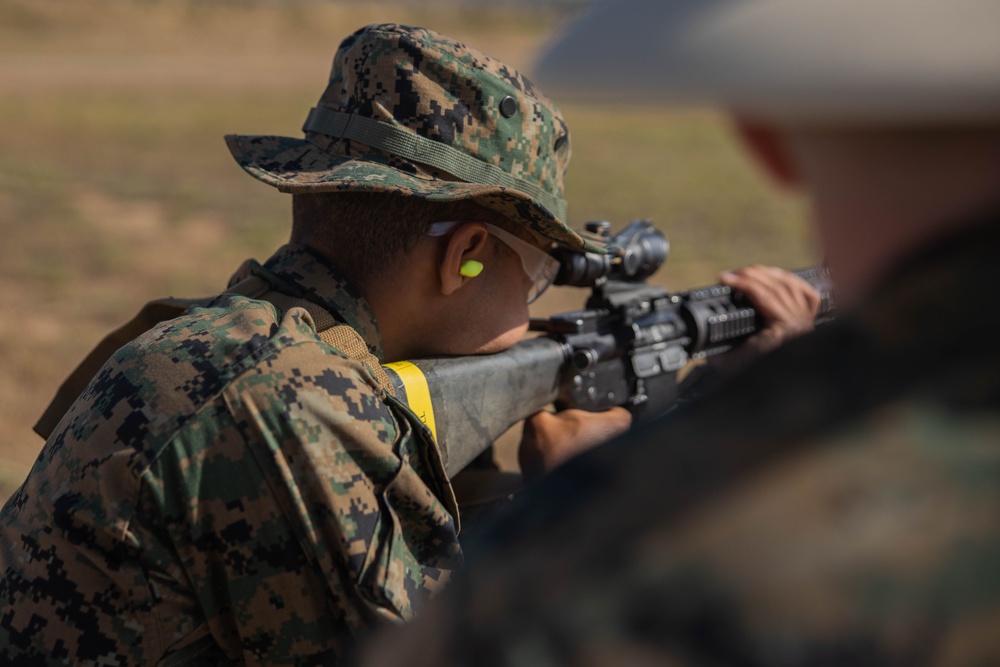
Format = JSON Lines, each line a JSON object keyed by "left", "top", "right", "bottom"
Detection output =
{"left": 225, "top": 23, "right": 600, "bottom": 253}
{"left": 0, "top": 244, "right": 462, "bottom": 665}
{"left": 360, "top": 218, "right": 1000, "bottom": 666}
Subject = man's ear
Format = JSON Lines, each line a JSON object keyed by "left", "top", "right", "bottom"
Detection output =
{"left": 733, "top": 119, "right": 802, "bottom": 190}
{"left": 440, "top": 222, "right": 490, "bottom": 296}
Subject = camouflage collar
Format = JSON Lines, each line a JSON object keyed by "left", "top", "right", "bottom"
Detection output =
{"left": 233, "top": 244, "right": 384, "bottom": 360}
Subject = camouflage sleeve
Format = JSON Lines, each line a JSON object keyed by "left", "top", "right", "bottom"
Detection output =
{"left": 141, "top": 339, "right": 462, "bottom": 663}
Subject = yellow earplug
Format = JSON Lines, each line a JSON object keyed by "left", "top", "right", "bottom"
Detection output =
{"left": 460, "top": 260, "right": 484, "bottom": 278}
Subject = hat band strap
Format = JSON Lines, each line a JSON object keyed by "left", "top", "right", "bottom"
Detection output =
{"left": 303, "top": 106, "right": 567, "bottom": 221}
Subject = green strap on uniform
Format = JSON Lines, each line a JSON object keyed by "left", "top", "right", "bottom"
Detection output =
{"left": 302, "top": 106, "right": 567, "bottom": 221}
{"left": 229, "top": 275, "right": 395, "bottom": 396}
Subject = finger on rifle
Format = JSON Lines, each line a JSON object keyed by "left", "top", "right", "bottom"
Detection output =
{"left": 761, "top": 266, "right": 821, "bottom": 316}
{"left": 720, "top": 265, "right": 820, "bottom": 323}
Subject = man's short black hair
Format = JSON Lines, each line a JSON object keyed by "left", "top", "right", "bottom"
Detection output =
{"left": 291, "top": 192, "right": 518, "bottom": 288}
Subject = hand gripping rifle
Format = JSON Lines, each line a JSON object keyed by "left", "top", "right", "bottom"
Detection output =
{"left": 383, "top": 221, "right": 836, "bottom": 478}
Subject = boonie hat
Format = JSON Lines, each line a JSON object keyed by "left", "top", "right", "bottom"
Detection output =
{"left": 536, "top": 0, "right": 1000, "bottom": 124}
{"left": 227, "top": 23, "right": 599, "bottom": 252}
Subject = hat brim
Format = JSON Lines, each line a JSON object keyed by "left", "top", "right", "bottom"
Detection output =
{"left": 225, "top": 133, "right": 601, "bottom": 253}
{"left": 536, "top": 0, "right": 1000, "bottom": 124}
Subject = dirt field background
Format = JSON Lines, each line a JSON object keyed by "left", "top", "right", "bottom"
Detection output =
{"left": 0, "top": 0, "right": 817, "bottom": 504}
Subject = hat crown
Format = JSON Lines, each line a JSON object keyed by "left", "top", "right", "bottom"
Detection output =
{"left": 313, "top": 24, "right": 570, "bottom": 210}
{"left": 225, "top": 23, "right": 598, "bottom": 253}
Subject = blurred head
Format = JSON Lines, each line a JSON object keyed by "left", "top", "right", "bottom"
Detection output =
{"left": 536, "top": 0, "right": 1000, "bottom": 298}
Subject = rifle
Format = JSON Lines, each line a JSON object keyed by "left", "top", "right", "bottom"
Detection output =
{"left": 384, "top": 220, "right": 836, "bottom": 478}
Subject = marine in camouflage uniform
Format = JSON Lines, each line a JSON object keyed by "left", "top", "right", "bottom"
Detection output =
{"left": 0, "top": 24, "right": 600, "bottom": 665}
{"left": 358, "top": 2, "right": 1000, "bottom": 666}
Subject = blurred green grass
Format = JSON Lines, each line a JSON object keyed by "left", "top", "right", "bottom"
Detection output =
{"left": 0, "top": 0, "right": 817, "bottom": 501}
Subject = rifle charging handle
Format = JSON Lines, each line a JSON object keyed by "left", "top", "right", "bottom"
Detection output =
{"left": 571, "top": 348, "right": 599, "bottom": 371}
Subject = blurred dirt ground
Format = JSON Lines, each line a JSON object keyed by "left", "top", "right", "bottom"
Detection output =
{"left": 0, "top": 0, "right": 817, "bottom": 504}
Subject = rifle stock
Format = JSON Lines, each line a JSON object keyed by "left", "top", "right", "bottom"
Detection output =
{"left": 384, "top": 222, "right": 836, "bottom": 478}
{"left": 384, "top": 338, "right": 567, "bottom": 476}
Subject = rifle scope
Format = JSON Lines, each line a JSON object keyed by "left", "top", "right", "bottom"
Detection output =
{"left": 554, "top": 220, "right": 669, "bottom": 287}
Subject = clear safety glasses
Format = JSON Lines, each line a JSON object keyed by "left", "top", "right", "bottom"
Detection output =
{"left": 426, "top": 221, "right": 559, "bottom": 304}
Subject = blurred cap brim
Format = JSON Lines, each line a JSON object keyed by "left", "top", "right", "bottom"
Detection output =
{"left": 536, "top": 0, "right": 1000, "bottom": 124}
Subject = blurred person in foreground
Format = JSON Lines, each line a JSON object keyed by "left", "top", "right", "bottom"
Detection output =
{"left": 0, "top": 22, "right": 815, "bottom": 666}
{"left": 359, "top": 1, "right": 1000, "bottom": 665}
